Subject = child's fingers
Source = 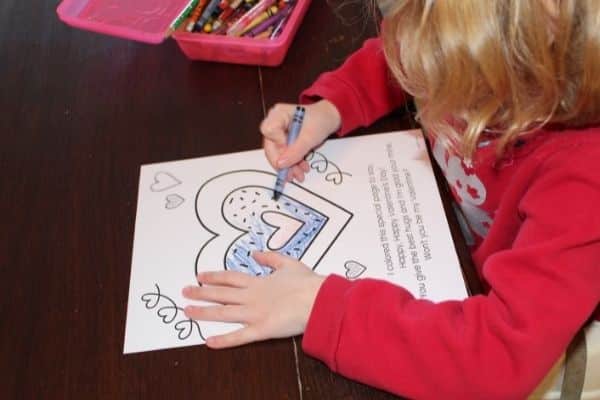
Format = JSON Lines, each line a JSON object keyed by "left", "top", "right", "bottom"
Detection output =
{"left": 284, "top": 168, "right": 293, "bottom": 182}
{"left": 266, "top": 103, "right": 295, "bottom": 122}
{"left": 277, "top": 135, "right": 315, "bottom": 169}
{"left": 182, "top": 285, "right": 245, "bottom": 305}
{"left": 261, "top": 104, "right": 317, "bottom": 176}
{"left": 264, "top": 159, "right": 309, "bottom": 200}
{"left": 184, "top": 304, "right": 248, "bottom": 324}
{"left": 291, "top": 166, "right": 305, "bottom": 182}
{"left": 299, "top": 160, "right": 310, "bottom": 173}
{"left": 261, "top": 103, "right": 294, "bottom": 141}
{"left": 263, "top": 139, "right": 283, "bottom": 169}
{"left": 252, "top": 251, "right": 292, "bottom": 270}
{"left": 260, "top": 119, "right": 287, "bottom": 143}
{"left": 205, "top": 326, "right": 260, "bottom": 349}
{"left": 196, "top": 270, "right": 253, "bottom": 288}
{"left": 285, "top": 171, "right": 293, "bottom": 182}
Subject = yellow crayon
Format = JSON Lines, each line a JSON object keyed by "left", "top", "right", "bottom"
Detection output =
{"left": 241, "top": 5, "right": 278, "bottom": 35}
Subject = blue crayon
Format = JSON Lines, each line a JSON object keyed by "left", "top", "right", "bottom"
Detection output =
{"left": 273, "top": 106, "right": 305, "bottom": 201}
{"left": 194, "top": 0, "right": 221, "bottom": 32}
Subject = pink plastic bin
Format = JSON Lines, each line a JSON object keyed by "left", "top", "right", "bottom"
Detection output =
{"left": 57, "top": 0, "right": 312, "bottom": 66}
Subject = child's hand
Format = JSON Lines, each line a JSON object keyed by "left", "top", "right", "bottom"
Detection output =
{"left": 182, "top": 251, "right": 325, "bottom": 349}
{"left": 260, "top": 100, "right": 341, "bottom": 183}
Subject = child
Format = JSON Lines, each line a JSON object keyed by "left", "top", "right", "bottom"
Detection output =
{"left": 183, "top": 1, "right": 600, "bottom": 398}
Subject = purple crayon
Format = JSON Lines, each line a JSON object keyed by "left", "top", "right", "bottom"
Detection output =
{"left": 245, "top": 2, "right": 293, "bottom": 37}
{"left": 270, "top": 1, "right": 295, "bottom": 38}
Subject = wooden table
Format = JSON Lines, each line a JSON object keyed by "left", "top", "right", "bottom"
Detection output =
{"left": 1, "top": 1, "right": 479, "bottom": 398}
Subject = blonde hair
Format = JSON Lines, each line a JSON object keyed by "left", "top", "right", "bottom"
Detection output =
{"left": 379, "top": 0, "right": 600, "bottom": 158}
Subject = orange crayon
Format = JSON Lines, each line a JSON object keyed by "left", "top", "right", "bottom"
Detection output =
{"left": 254, "top": 26, "right": 274, "bottom": 39}
{"left": 186, "top": 0, "right": 209, "bottom": 32}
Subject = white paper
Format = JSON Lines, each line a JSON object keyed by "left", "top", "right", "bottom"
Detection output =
{"left": 124, "top": 130, "right": 468, "bottom": 354}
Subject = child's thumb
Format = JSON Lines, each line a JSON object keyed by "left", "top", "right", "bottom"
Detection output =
{"left": 277, "top": 136, "right": 313, "bottom": 169}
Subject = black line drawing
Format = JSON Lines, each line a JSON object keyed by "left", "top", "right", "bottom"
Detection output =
{"left": 194, "top": 170, "right": 353, "bottom": 277}
{"left": 150, "top": 171, "right": 182, "bottom": 192}
{"left": 221, "top": 186, "right": 327, "bottom": 275}
{"left": 305, "top": 151, "right": 352, "bottom": 185}
{"left": 141, "top": 284, "right": 205, "bottom": 341}
{"left": 344, "top": 260, "right": 367, "bottom": 280}
{"left": 165, "top": 194, "right": 185, "bottom": 210}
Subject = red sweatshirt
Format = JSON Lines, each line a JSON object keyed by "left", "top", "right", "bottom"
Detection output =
{"left": 300, "top": 38, "right": 600, "bottom": 399}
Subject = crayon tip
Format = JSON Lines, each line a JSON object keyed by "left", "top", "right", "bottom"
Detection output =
{"left": 273, "top": 191, "right": 282, "bottom": 201}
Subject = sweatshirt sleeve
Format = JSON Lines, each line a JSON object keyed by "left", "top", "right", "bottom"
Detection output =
{"left": 302, "top": 143, "right": 600, "bottom": 400}
{"left": 300, "top": 37, "right": 407, "bottom": 136}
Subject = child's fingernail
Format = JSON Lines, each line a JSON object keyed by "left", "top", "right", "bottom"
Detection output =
{"left": 277, "top": 158, "right": 288, "bottom": 168}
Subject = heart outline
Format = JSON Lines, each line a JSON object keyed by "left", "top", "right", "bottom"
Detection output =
{"left": 344, "top": 260, "right": 367, "bottom": 280}
{"left": 150, "top": 172, "right": 182, "bottom": 192}
{"left": 261, "top": 211, "right": 305, "bottom": 251}
{"left": 194, "top": 170, "right": 353, "bottom": 277}
{"left": 165, "top": 194, "right": 185, "bottom": 210}
{"left": 157, "top": 305, "right": 179, "bottom": 324}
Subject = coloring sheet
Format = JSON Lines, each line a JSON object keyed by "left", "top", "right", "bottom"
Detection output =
{"left": 124, "top": 130, "right": 469, "bottom": 354}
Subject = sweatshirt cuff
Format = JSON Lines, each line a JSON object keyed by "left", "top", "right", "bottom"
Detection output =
{"left": 300, "top": 75, "right": 366, "bottom": 137}
{"left": 302, "top": 274, "right": 354, "bottom": 371}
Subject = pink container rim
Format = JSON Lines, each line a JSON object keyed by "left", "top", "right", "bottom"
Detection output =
{"left": 57, "top": 0, "right": 308, "bottom": 46}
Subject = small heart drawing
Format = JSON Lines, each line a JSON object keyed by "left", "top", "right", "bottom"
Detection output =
{"left": 174, "top": 319, "right": 199, "bottom": 341}
{"left": 165, "top": 194, "right": 185, "bottom": 210}
{"left": 157, "top": 305, "right": 179, "bottom": 324}
{"left": 262, "top": 211, "right": 304, "bottom": 250}
{"left": 151, "top": 172, "right": 182, "bottom": 192}
{"left": 141, "top": 292, "right": 160, "bottom": 309}
{"left": 344, "top": 260, "right": 366, "bottom": 280}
